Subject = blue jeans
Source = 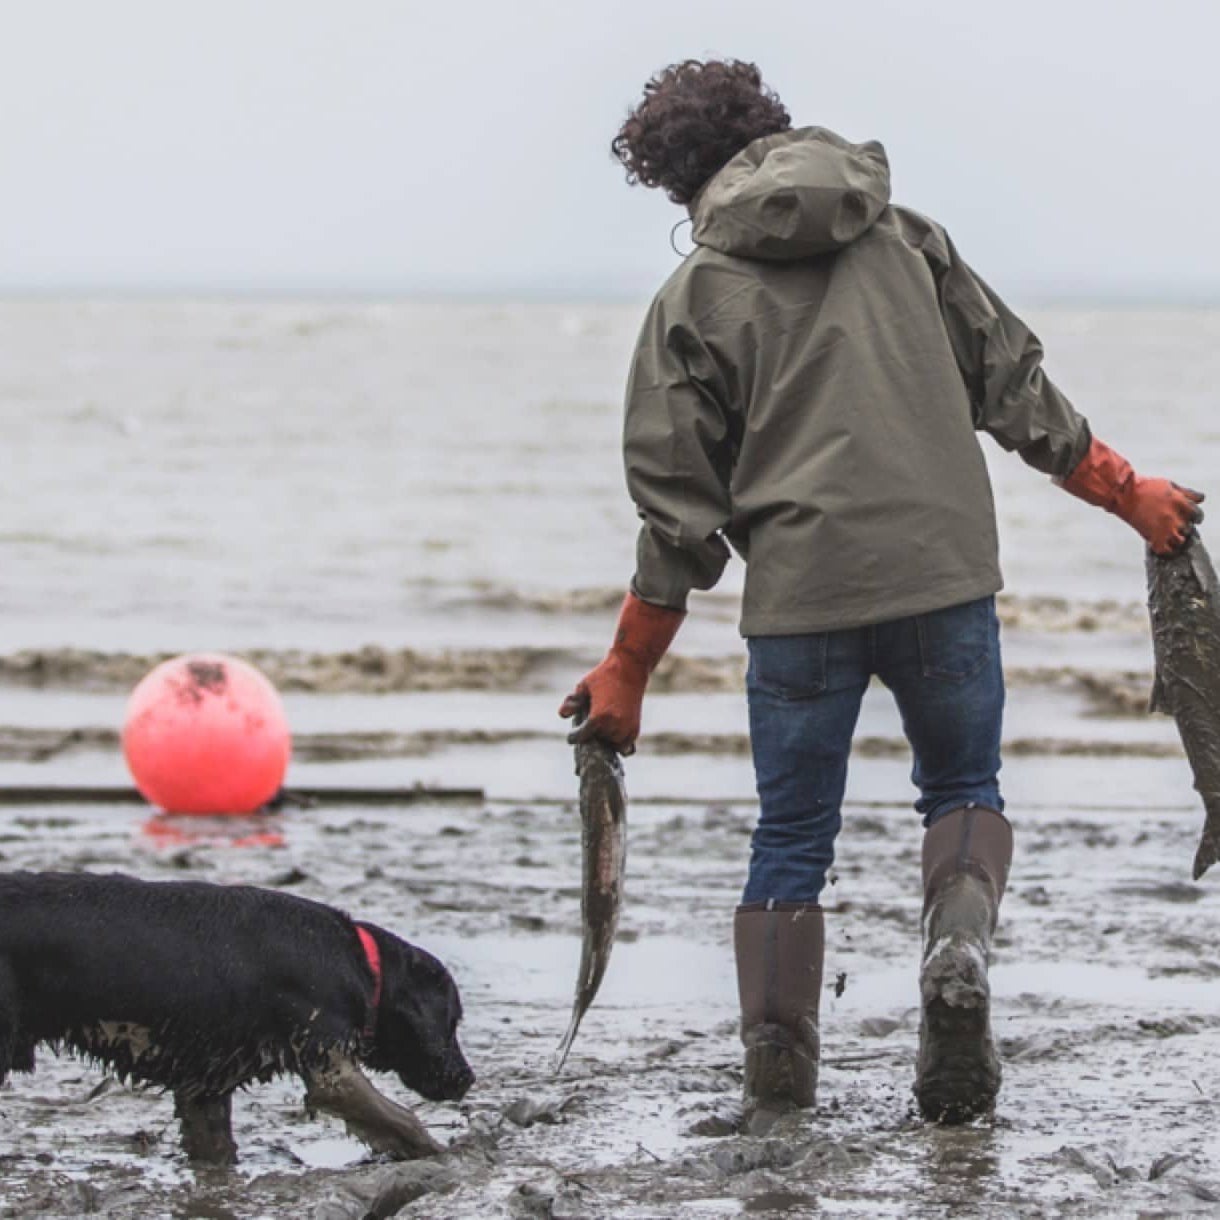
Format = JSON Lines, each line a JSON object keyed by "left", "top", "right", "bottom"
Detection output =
{"left": 743, "top": 596, "right": 1004, "bottom": 905}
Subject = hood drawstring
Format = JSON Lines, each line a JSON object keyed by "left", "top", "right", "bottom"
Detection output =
{"left": 670, "top": 217, "right": 694, "bottom": 258}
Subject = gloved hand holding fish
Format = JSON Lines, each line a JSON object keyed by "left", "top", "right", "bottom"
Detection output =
{"left": 554, "top": 593, "right": 682, "bottom": 1069}
{"left": 553, "top": 728, "right": 628, "bottom": 1071}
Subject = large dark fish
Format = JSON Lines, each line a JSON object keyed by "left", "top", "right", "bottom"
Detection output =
{"left": 555, "top": 736, "right": 628, "bottom": 1070}
{"left": 1147, "top": 533, "right": 1220, "bottom": 879}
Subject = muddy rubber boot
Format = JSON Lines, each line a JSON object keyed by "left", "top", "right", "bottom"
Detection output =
{"left": 734, "top": 902, "right": 823, "bottom": 1133}
{"left": 915, "top": 805, "right": 1013, "bottom": 1124}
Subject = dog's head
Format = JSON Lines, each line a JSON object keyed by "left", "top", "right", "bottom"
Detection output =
{"left": 359, "top": 925, "right": 474, "bottom": 1102}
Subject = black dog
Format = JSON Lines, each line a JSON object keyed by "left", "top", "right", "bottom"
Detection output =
{"left": 0, "top": 871, "right": 473, "bottom": 1164}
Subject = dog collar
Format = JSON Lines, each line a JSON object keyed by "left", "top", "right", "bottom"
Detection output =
{"left": 356, "top": 925, "right": 382, "bottom": 1035}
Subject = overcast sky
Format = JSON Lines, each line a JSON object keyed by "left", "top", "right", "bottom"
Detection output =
{"left": 2, "top": 0, "right": 1217, "bottom": 301}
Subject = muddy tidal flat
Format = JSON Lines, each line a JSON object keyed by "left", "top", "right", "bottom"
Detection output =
{"left": 1, "top": 778, "right": 1219, "bottom": 1217}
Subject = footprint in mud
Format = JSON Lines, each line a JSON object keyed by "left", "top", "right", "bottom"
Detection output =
{"left": 1111, "top": 880, "right": 1209, "bottom": 904}
{"left": 740, "top": 1190, "right": 822, "bottom": 1215}
{"left": 682, "top": 1104, "right": 744, "bottom": 1138}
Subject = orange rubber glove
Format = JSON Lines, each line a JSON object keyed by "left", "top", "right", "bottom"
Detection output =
{"left": 559, "top": 592, "right": 684, "bottom": 754}
{"left": 1060, "top": 437, "right": 1204, "bottom": 556}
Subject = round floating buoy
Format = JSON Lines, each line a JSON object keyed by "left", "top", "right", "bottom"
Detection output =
{"left": 122, "top": 653, "right": 291, "bottom": 815}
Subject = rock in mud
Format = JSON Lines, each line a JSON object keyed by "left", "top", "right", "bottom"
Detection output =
{"left": 683, "top": 1103, "right": 744, "bottom": 1138}
{"left": 507, "top": 1179, "right": 562, "bottom": 1219}
{"left": 1146, "top": 1152, "right": 1189, "bottom": 1181}
{"left": 858, "top": 1015, "right": 905, "bottom": 1038}
{"left": 505, "top": 1179, "right": 603, "bottom": 1220}
{"left": 1054, "top": 1145, "right": 1142, "bottom": 1188}
{"left": 2, "top": 1175, "right": 103, "bottom": 1217}
{"left": 708, "top": 1138, "right": 800, "bottom": 1177}
{"left": 1185, "top": 1178, "right": 1220, "bottom": 1203}
{"left": 998, "top": 1031, "right": 1064, "bottom": 1063}
{"left": 502, "top": 1095, "right": 576, "bottom": 1128}
{"left": 312, "top": 1160, "right": 458, "bottom": 1220}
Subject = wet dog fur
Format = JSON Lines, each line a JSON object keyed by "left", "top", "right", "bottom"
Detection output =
{"left": 0, "top": 871, "right": 473, "bottom": 1163}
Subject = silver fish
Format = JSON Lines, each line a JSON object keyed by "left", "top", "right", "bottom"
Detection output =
{"left": 1147, "top": 533, "right": 1220, "bottom": 879}
{"left": 555, "top": 737, "right": 628, "bottom": 1070}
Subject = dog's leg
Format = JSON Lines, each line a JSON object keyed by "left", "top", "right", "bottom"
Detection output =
{"left": 0, "top": 1009, "right": 12, "bottom": 1085}
{"left": 303, "top": 1053, "right": 442, "bottom": 1159}
{"left": 0, "top": 967, "right": 19, "bottom": 1084}
{"left": 174, "top": 1091, "right": 238, "bottom": 1166}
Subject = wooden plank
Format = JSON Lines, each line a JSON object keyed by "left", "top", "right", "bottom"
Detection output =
{"left": 0, "top": 786, "right": 484, "bottom": 807}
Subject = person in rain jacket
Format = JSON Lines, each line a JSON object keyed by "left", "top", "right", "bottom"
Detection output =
{"left": 559, "top": 59, "right": 1203, "bottom": 1126}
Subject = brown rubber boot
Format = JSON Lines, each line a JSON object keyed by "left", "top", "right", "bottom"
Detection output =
{"left": 914, "top": 805, "right": 1013, "bottom": 1123}
{"left": 734, "top": 902, "right": 823, "bottom": 1129}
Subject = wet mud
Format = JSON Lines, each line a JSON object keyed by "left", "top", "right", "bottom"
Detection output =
{"left": 0, "top": 723, "right": 1188, "bottom": 767}
{"left": 0, "top": 793, "right": 1218, "bottom": 1218}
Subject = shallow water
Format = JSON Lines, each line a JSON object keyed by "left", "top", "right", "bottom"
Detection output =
{"left": 2, "top": 302, "right": 1220, "bottom": 652}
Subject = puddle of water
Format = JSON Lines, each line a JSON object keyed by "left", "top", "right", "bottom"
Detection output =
{"left": 286, "top": 1136, "right": 369, "bottom": 1170}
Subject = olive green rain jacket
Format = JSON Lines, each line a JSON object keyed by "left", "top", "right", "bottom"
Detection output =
{"left": 624, "top": 126, "right": 1091, "bottom": 635}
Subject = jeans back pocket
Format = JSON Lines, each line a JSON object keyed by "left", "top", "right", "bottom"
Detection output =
{"left": 747, "top": 634, "right": 829, "bottom": 700}
{"left": 915, "top": 597, "right": 995, "bottom": 682}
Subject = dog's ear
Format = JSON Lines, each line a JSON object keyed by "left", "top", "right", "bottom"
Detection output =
{"left": 393, "top": 941, "right": 462, "bottom": 1046}
{"left": 361, "top": 929, "right": 472, "bottom": 1101}
{"left": 359, "top": 927, "right": 454, "bottom": 1053}
{"left": 407, "top": 944, "right": 462, "bottom": 1023}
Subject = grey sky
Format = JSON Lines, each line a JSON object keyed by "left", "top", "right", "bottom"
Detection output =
{"left": 2, "top": 0, "right": 1217, "bottom": 301}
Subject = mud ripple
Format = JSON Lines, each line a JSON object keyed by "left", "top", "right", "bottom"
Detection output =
{"left": 0, "top": 645, "right": 569, "bottom": 695}
{"left": 0, "top": 650, "right": 1158, "bottom": 709}
{"left": 0, "top": 724, "right": 1187, "bottom": 766}
{"left": 436, "top": 585, "right": 1150, "bottom": 637}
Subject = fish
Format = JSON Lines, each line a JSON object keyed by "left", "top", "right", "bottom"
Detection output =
{"left": 555, "top": 734, "right": 628, "bottom": 1070}
{"left": 1146, "top": 532, "right": 1220, "bottom": 879}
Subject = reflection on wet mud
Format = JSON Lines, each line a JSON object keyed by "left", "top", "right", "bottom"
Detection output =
{"left": 915, "top": 1123, "right": 1002, "bottom": 1192}
{"left": 139, "top": 814, "right": 286, "bottom": 851}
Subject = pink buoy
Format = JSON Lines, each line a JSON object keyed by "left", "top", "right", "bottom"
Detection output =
{"left": 122, "top": 653, "right": 291, "bottom": 815}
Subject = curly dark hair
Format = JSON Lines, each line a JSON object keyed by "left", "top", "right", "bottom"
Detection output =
{"left": 611, "top": 60, "right": 791, "bottom": 206}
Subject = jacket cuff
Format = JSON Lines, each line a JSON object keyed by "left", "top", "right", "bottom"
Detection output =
{"left": 628, "top": 576, "right": 689, "bottom": 615}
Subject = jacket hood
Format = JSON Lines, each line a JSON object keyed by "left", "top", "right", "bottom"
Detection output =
{"left": 691, "top": 127, "right": 891, "bottom": 261}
